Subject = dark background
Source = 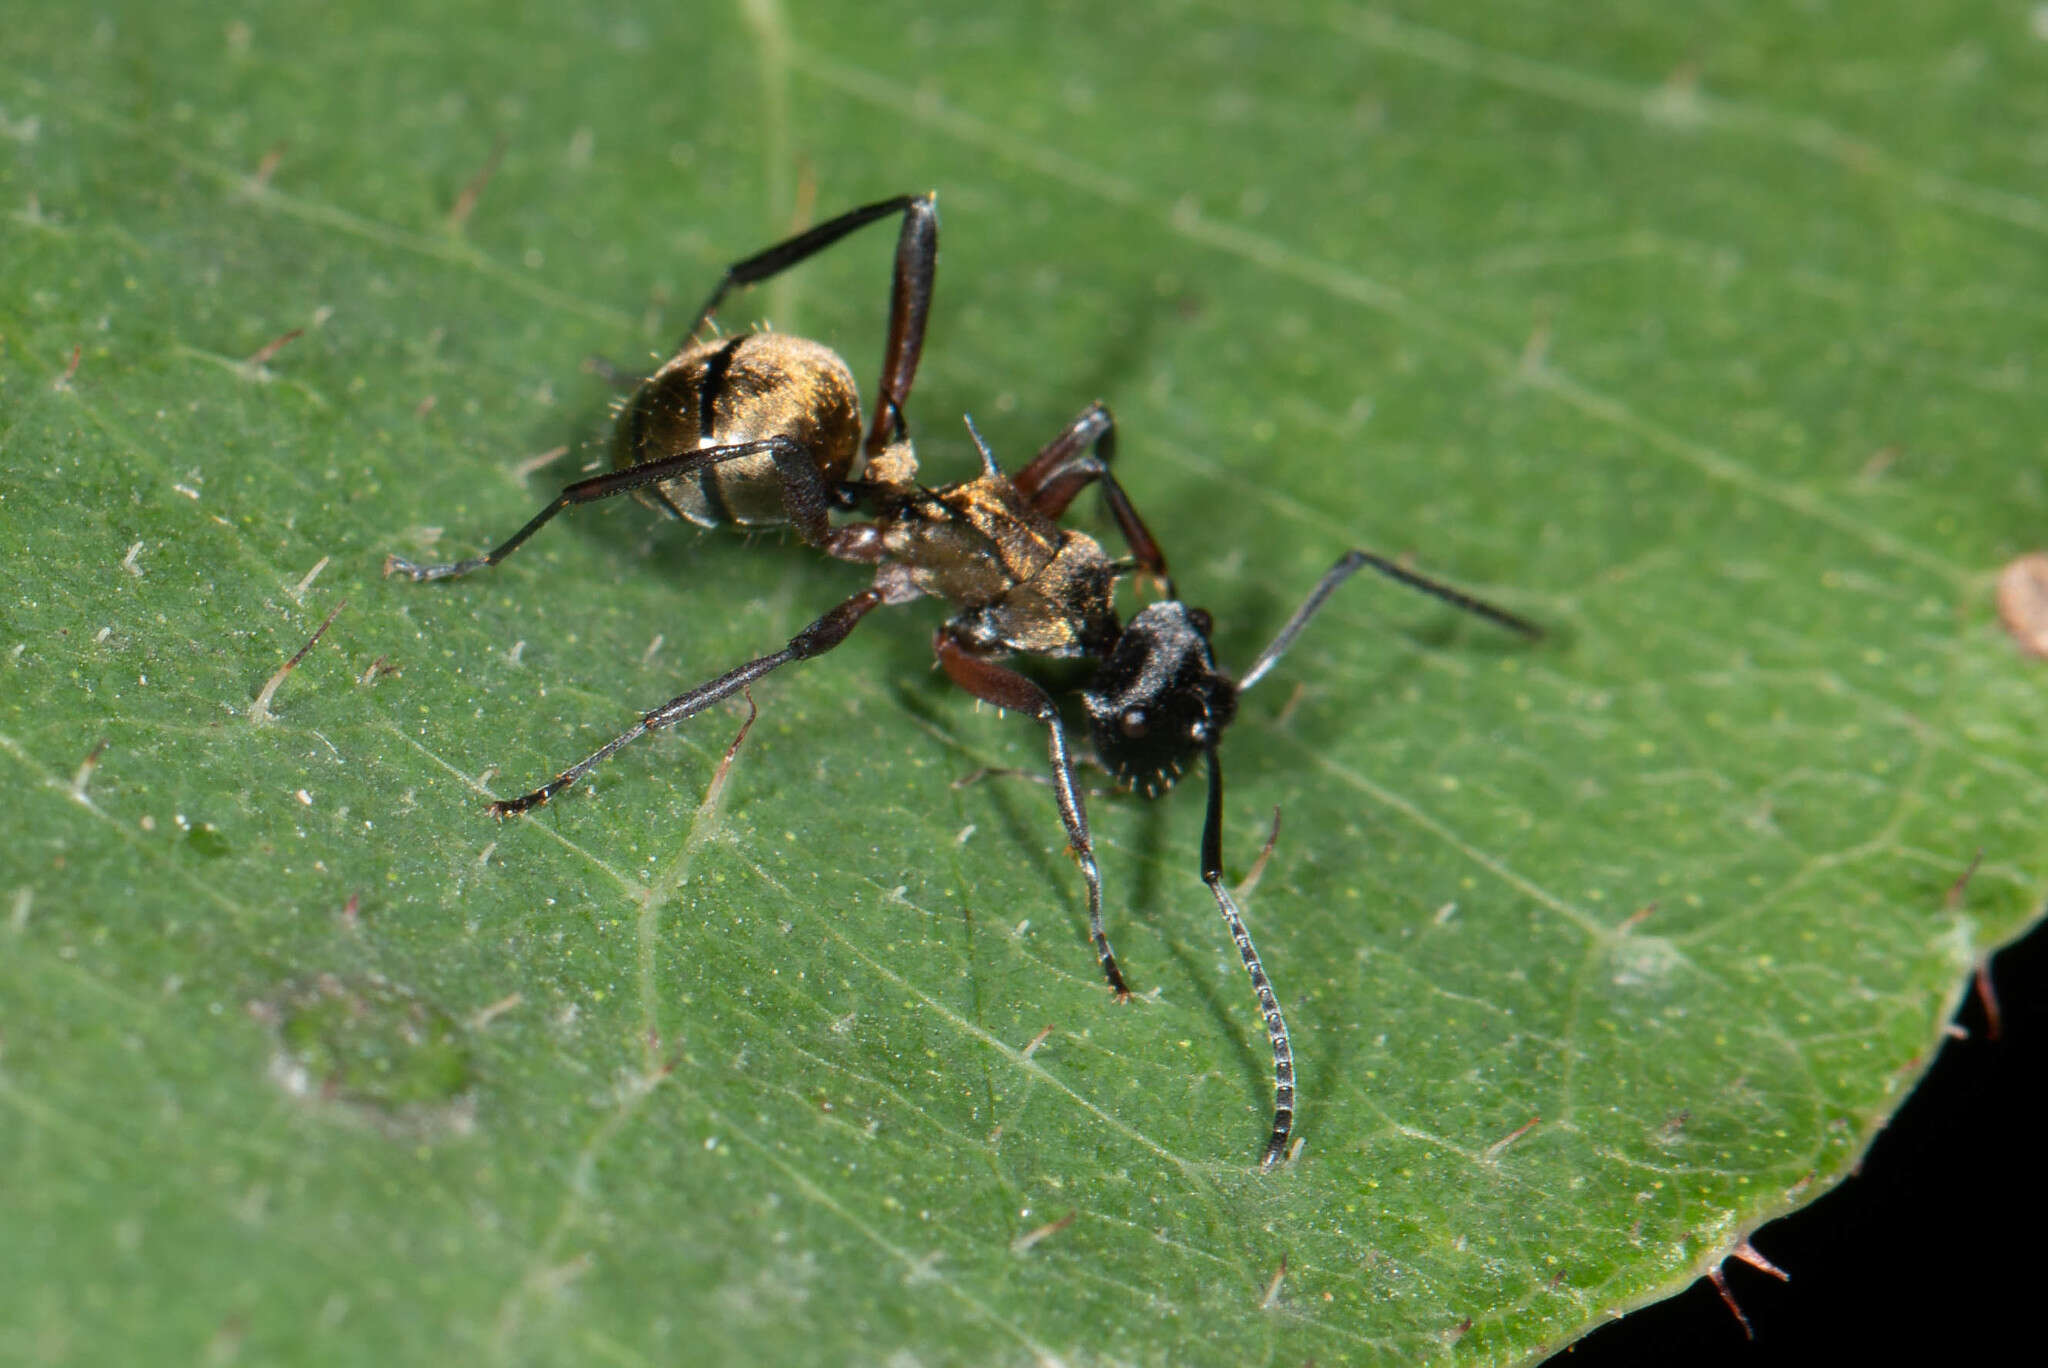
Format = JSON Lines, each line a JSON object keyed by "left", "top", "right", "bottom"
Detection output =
{"left": 1554, "top": 910, "right": 2046, "bottom": 1363}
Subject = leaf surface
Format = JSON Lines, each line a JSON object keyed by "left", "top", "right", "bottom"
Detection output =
{"left": 4, "top": 2, "right": 2044, "bottom": 1363}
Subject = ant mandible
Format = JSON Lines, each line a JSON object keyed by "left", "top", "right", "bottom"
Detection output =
{"left": 385, "top": 194, "right": 1541, "bottom": 1168}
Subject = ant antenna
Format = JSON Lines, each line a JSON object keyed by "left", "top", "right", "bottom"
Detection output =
{"left": 1200, "top": 741, "right": 1294, "bottom": 1170}
{"left": 961, "top": 413, "right": 1003, "bottom": 479}
{"left": 1237, "top": 549, "right": 1541, "bottom": 692}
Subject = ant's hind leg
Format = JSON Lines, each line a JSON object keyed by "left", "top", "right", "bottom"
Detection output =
{"left": 386, "top": 436, "right": 862, "bottom": 582}
{"left": 676, "top": 194, "right": 939, "bottom": 460}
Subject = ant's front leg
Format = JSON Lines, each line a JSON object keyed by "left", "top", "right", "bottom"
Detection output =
{"left": 1012, "top": 402, "right": 1172, "bottom": 595}
{"left": 934, "top": 628, "right": 1131, "bottom": 999}
{"left": 1234, "top": 550, "right": 1543, "bottom": 691}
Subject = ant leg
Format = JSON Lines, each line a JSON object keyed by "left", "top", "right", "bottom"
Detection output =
{"left": 866, "top": 196, "right": 939, "bottom": 457}
{"left": 1012, "top": 402, "right": 1171, "bottom": 590}
{"left": 673, "top": 193, "right": 938, "bottom": 458}
{"left": 681, "top": 194, "right": 930, "bottom": 344}
{"left": 591, "top": 191, "right": 936, "bottom": 408}
{"left": 1237, "top": 550, "right": 1543, "bottom": 692}
{"left": 934, "top": 630, "right": 1131, "bottom": 1000}
{"left": 491, "top": 589, "right": 884, "bottom": 815}
{"left": 1198, "top": 743, "right": 1295, "bottom": 1170}
{"left": 385, "top": 436, "right": 867, "bottom": 582}
{"left": 1012, "top": 400, "right": 1112, "bottom": 500}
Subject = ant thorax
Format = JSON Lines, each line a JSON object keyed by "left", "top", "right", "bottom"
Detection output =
{"left": 877, "top": 477, "right": 1120, "bottom": 659}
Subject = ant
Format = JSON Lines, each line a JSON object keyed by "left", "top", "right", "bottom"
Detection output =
{"left": 385, "top": 194, "right": 1541, "bottom": 1167}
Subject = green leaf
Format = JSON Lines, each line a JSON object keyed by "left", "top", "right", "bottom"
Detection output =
{"left": 4, "top": 2, "right": 2043, "bottom": 1362}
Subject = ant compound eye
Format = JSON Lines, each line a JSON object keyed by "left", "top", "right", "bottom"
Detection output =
{"left": 1188, "top": 719, "right": 1209, "bottom": 742}
{"left": 1119, "top": 708, "right": 1149, "bottom": 738}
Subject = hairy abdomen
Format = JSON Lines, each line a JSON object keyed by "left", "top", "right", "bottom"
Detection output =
{"left": 613, "top": 332, "right": 863, "bottom": 528}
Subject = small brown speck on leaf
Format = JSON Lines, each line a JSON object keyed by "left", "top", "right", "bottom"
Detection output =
{"left": 1995, "top": 553, "right": 2048, "bottom": 658}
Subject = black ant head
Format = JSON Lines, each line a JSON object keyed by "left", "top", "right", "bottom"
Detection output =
{"left": 1081, "top": 601, "right": 1239, "bottom": 797}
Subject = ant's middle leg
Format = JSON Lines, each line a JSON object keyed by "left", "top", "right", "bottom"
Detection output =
{"left": 385, "top": 436, "right": 881, "bottom": 582}
{"left": 934, "top": 629, "right": 1131, "bottom": 999}
{"left": 491, "top": 588, "right": 885, "bottom": 815}
{"left": 1012, "top": 402, "right": 1171, "bottom": 590}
